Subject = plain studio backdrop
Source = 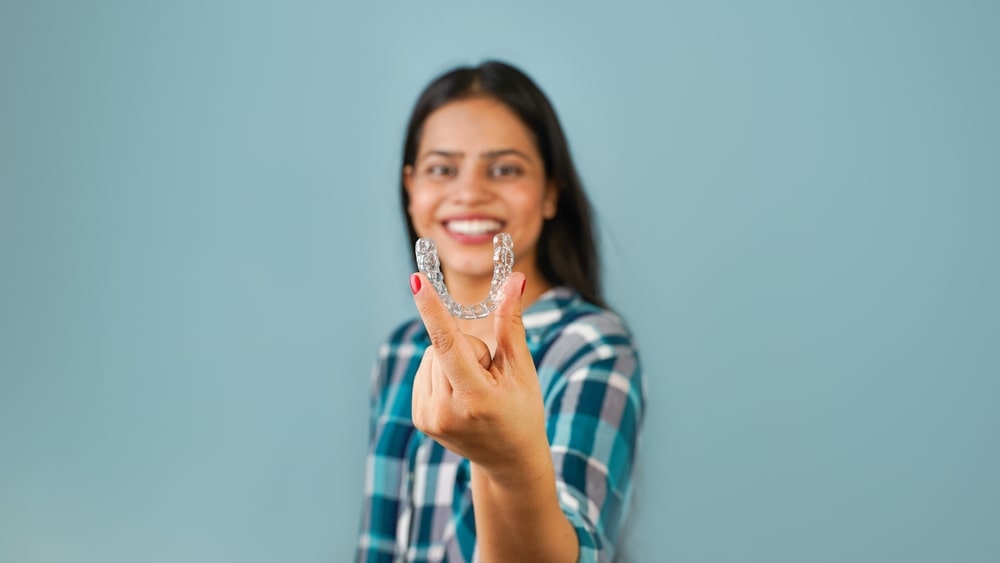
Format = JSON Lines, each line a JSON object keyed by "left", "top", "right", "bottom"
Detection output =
{"left": 2, "top": 1, "right": 997, "bottom": 562}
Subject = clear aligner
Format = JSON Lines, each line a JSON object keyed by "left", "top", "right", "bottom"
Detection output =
{"left": 415, "top": 233, "right": 514, "bottom": 319}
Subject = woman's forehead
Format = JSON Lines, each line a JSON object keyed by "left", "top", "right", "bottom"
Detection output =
{"left": 418, "top": 98, "right": 537, "bottom": 155}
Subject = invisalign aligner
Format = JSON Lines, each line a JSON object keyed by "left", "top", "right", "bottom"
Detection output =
{"left": 415, "top": 233, "right": 514, "bottom": 319}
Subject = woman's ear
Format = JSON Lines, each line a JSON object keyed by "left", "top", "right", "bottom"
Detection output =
{"left": 402, "top": 165, "right": 414, "bottom": 194}
{"left": 543, "top": 180, "right": 559, "bottom": 219}
{"left": 403, "top": 165, "right": 416, "bottom": 216}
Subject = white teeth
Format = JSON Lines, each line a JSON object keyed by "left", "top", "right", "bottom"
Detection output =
{"left": 445, "top": 219, "right": 502, "bottom": 235}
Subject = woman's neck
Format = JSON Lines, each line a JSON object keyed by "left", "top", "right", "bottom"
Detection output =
{"left": 444, "top": 264, "right": 554, "bottom": 353}
{"left": 443, "top": 264, "right": 552, "bottom": 309}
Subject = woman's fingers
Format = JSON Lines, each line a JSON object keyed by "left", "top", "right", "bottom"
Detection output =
{"left": 410, "top": 273, "right": 487, "bottom": 391}
{"left": 492, "top": 272, "right": 531, "bottom": 371}
{"left": 416, "top": 349, "right": 435, "bottom": 397}
{"left": 468, "top": 334, "right": 492, "bottom": 371}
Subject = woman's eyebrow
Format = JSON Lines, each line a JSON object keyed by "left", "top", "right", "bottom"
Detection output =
{"left": 419, "top": 148, "right": 533, "bottom": 162}
{"left": 480, "top": 149, "right": 532, "bottom": 162}
{"left": 418, "top": 149, "right": 464, "bottom": 162}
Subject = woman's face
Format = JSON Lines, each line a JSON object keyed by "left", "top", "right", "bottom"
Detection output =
{"left": 404, "top": 97, "right": 557, "bottom": 283}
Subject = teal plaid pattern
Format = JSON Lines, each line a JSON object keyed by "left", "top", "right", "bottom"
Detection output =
{"left": 356, "top": 287, "right": 645, "bottom": 563}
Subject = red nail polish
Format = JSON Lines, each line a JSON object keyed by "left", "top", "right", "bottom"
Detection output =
{"left": 410, "top": 273, "right": 421, "bottom": 295}
{"left": 520, "top": 278, "right": 526, "bottom": 296}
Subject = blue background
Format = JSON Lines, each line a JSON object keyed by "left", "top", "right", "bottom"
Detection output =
{"left": 2, "top": 1, "right": 998, "bottom": 561}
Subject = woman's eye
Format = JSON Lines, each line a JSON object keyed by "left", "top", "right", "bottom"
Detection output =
{"left": 427, "top": 164, "right": 456, "bottom": 177}
{"left": 490, "top": 164, "right": 521, "bottom": 178}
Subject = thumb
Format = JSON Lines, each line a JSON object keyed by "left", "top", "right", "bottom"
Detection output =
{"left": 493, "top": 272, "right": 528, "bottom": 353}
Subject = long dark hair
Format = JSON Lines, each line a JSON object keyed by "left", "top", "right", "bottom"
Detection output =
{"left": 400, "top": 60, "right": 606, "bottom": 308}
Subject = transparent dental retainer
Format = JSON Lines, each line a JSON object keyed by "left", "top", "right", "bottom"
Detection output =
{"left": 415, "top": 233, "right": 514, "bottom": 319}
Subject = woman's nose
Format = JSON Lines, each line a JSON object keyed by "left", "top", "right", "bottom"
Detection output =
{"left": 449, "top": 171, "right": 491, "bottom": 203}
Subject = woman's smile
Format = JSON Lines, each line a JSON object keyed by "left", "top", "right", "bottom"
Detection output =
{"left": 441, "top": 214, "right": 505, "bottom": 244}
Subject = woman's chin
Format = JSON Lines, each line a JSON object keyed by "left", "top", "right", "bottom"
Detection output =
{"left": 441, "top": 263, "right": 495, "bottom": 285}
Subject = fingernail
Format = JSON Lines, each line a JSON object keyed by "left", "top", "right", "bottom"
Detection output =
{"left": 410, "top": 273, "right": 421, "bottom": 295}
{"left": 520, "top": 278, "right": 526, "bottom": 296}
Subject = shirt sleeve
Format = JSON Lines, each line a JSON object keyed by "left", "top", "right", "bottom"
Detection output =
{"left": 537, "top": 311, "right": 645, "bottom": 563}
{"left": 368, "top": 341, "right": 390, "bottom": 442}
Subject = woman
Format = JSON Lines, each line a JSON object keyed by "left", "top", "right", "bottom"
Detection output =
{"left": 357, "top": 61, "right": 645, "bottom": 563}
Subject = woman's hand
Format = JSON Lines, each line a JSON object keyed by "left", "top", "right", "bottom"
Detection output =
{"left": 409, "top": 271, "right": 551, "bottom": 483}
{"left": 409, "top": 271, "right": 581, "bottom": 562}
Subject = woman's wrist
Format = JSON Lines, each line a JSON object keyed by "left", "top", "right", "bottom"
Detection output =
{"left": 471, "top": 437, "right": 555, "bottom": 490}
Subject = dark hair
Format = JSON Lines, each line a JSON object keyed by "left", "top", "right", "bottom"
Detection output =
{"left": 400, "top": 60, "right": 606, "bottom": 308}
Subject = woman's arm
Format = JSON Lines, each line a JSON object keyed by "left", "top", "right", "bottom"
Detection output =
{"left": 470, "top": 434, "right": 578, "bottom": 562}
{"left": 540, "top": 311, "right": 645, "bottom": 563}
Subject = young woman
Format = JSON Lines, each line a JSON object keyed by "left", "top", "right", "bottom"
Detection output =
{"left": 357, "top": 61, "right": 645, "bottom": 563}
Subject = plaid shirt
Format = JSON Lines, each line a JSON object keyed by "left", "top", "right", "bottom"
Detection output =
{"left": 356, "top": 287, "right": 644, "bottom": 563}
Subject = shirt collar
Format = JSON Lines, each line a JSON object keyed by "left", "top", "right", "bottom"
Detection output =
{"left": 523, "top": 285, "right": 580, "bottom": 343}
